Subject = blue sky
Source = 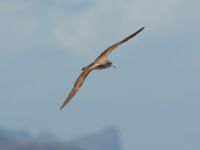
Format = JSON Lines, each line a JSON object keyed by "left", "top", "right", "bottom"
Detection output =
{"left": 0, "top": 0, "right": 200, "bottom": 149}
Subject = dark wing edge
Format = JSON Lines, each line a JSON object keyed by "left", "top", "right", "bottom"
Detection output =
{"left": 118, "top": 26, "right": 145, "bottom": 45}
{"left": 96, "top": 27, "right": 145, "bottom": 60}
{"left": 59, "top": 68, "right": 93, "bottom": 110}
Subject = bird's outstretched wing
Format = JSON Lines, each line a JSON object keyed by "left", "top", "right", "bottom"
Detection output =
{"left": 96, "top": 27, "right": 144, "bottom": 60}
{"left": 60, "top": 67, "right": 93, "bottom": 109}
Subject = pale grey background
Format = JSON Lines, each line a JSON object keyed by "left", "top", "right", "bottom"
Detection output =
{"left": 0, "top": 0, "right": 200, "bottom": 149}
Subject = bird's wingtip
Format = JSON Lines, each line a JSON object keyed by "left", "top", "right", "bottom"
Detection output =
{"left": 59, "top": 105, "right": 64, "bottom": 110}
{"left": 59, "top": 101, "right": 67, "bottom": 110}
{"left": 59, "top": 96, "right": 71, "bottom": 110}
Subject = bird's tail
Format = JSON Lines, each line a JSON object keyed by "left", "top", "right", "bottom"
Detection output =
{"left": 82, "top": 66, "right": 87, "bottom": 71}
{"left": 81, "top": 62, "right": 94, "bottom": 71}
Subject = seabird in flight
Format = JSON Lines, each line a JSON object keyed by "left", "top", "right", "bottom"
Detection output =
{"left": 60, "top": 27, "right": 144, "bottom": 109}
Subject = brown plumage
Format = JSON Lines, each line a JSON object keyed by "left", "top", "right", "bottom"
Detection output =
{"left": 60, "top": 27, "right": 144, "bottom": 109}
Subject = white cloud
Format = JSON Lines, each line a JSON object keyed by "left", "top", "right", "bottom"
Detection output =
{"left": 51, "top": 7, "right": 99, "bottom": 54}
{"left": 50, "top": 0, "right": 185, "bottom": 54}
{"left": 0, "top": 0, "right": 199, "bottom": 56}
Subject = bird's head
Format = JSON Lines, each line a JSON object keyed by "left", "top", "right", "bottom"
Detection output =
{"left": 108, "top": 61, "right": 116, "bottom": 69}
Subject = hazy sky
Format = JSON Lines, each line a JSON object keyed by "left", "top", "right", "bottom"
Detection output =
{"left": 0, "top": 0, "right": 200, "bottom": 149}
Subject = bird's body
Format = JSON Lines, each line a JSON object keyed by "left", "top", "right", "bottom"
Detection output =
{"left": 60, "top": 27, "right": 144, "bottom": 109}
